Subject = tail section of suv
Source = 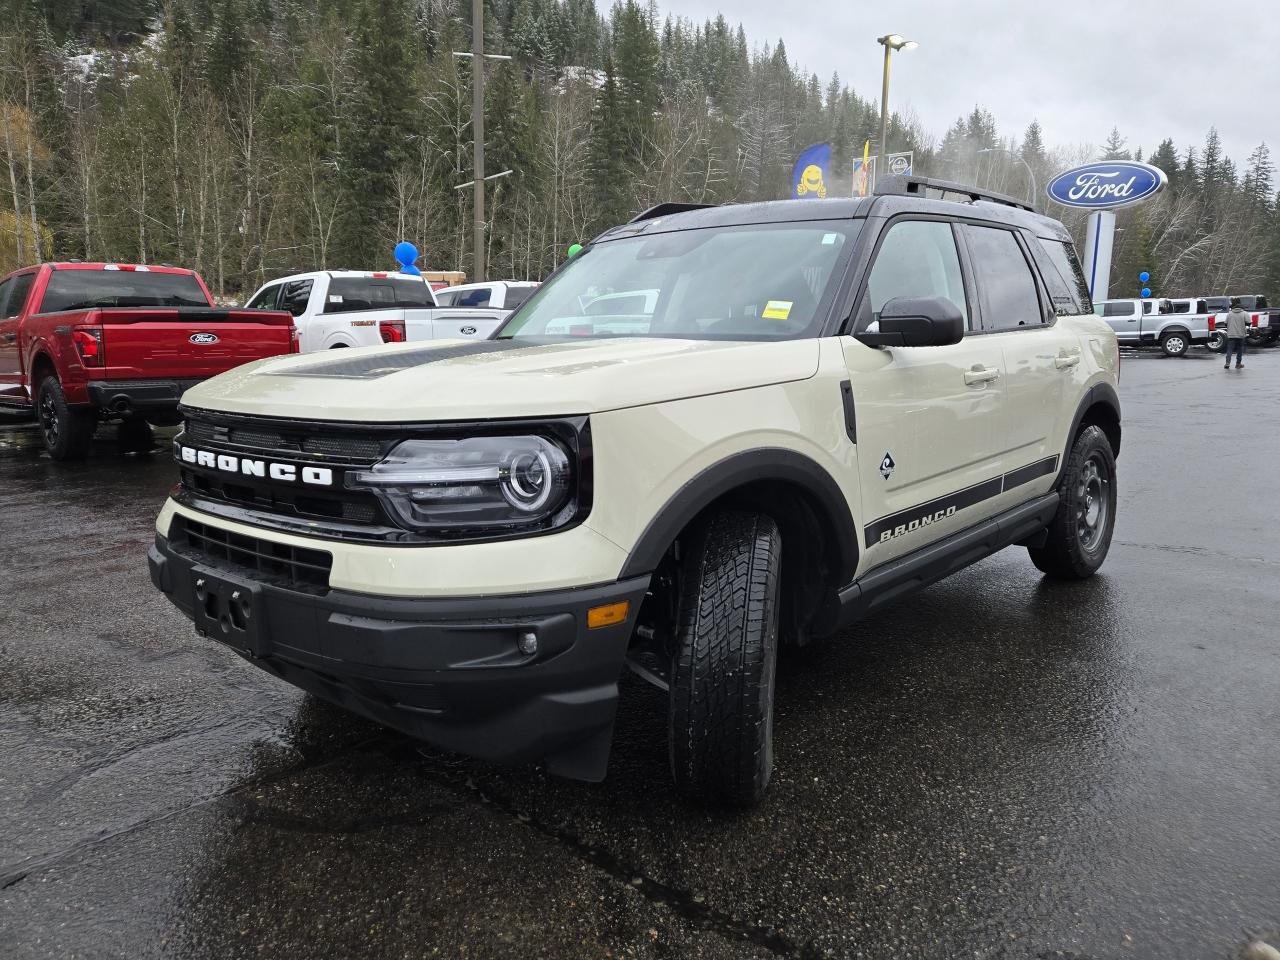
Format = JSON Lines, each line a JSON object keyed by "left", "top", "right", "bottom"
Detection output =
{"left": 149, "top": 176, "right": 1120, "bottom": 804}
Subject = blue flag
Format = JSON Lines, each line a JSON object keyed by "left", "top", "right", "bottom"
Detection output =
{"left": 792, "top": 143, "right": 832, "bottom": 200}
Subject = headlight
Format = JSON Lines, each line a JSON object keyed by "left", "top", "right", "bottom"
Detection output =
{"left": 347, "top": 435, "right": 575, "bottom": 533}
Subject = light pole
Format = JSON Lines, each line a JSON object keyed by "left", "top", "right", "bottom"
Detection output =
{"left": 875, "top": 34, "right": 917, "bottom": 186}
{"left": 978, "top": 147, "right": 1038, "bottom": 210}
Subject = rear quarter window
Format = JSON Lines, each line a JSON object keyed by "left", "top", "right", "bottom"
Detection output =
{"left": 1034, "top": 237, "right": 1092, "bottom": 315}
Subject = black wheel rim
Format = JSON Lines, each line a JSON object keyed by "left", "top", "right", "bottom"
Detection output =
{"left": 1076, "top": 453, "right": 1111, "bottom": 554}
{"left": 39, "top": 389, "right": 59, "bottom": 446}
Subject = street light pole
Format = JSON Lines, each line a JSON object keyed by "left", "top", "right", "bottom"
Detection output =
{"left": 875, "top": 34, "right": 917, "bottom": 187}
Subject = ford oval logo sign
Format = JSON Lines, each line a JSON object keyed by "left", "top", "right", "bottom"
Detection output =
{"left": 1046, "top": 161, "right": 1167, "bottom": 210}
{"left": 189, "top": 332, "right": 219, "bottom": 345}
{"left": 460, "top": 325, "right": 477, "bottom": 335}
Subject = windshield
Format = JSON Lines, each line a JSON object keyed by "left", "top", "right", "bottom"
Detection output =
{"left": 498, "top": 221, "right": 859, "bottom": 341}
{"left": 38, "top": 270, "right": 210, "bottom": 312}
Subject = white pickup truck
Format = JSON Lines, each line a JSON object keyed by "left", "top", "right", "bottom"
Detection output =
{"left": 432, "top": 280, "right": 538, "bottom": 310}
{"left": 1094, "top": 297, "right": 1215, "bottom": 357}
{"left": 243, "top": 271, "right": 507, "bottom": 351}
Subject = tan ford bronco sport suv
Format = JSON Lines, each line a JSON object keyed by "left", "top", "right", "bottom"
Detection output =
{"left": 149, "top": 177, "right": 1121, "bottom": 805}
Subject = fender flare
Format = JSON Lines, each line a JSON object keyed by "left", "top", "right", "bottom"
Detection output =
{"left": 617, "top": 448, "right": 859, "bottom": 582}
{"left": 1054, "top": 382, "right": 1121, "bottom": 488}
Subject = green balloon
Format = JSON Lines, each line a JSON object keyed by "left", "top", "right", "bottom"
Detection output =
{"left": 567, "top": 243, "right": 583, "bottom": 258}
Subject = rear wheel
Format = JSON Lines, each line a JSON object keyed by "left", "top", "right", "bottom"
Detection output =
{"left": 1206, "top": 331, "right": 1226, "bottom": 353}
{"left": 1029, "top": 425, "right": 1116, "bottom": 580}
{"left": 37, "top": 376, "right": 95, "bottom": 461}
{"left": 668, "top": 510, "right": 781, "bottom": 806}
{"left": 1159, "top": 332, "right": 1189, "bottom": 357}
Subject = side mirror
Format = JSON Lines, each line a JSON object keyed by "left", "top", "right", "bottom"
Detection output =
{"left": 856, "top": 296, "right": 965, "bottom": 348}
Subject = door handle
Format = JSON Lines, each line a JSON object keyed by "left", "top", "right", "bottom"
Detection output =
{"left": 2, "top": 333, "right": 14, "bottom": 342}
{"left": 1055, "top": 353, "right": 1082, "bottom": 369}
{"left": 964, "top": 365, "right": 1000, "bottom": 385}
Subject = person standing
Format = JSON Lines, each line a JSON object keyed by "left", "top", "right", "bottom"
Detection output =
{"left": 1223, "top": 298, "right": 1249, "bottom": 369}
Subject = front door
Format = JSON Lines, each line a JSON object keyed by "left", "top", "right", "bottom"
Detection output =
{"left": 0, "top": 272, "right": 36, "bottom": 402}
{"left": 843, "top": 218, "right": 1010, "bottom": 569}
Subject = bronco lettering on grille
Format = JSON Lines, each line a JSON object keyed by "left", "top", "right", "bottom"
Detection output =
{"left": 176, "top": 444, "right": 334, "bottom": 487}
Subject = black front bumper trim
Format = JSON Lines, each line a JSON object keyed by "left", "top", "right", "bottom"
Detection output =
{"left": 149, "top": 532, "right": 650, "bottom": 782}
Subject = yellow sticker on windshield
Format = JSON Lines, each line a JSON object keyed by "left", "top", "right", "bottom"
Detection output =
{"left": 762, "top": 300, "right": 793, "bottom": 320}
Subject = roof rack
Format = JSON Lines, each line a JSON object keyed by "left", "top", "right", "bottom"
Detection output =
{"left": 629, "top": 202, "right": 715, "bottom": 223}
{"left": 874, "top": 175, "right": 1034, "bottom": 212}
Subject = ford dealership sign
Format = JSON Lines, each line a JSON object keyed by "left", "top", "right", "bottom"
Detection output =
{"left": 1046, "top": 161, "right": 1167, "bottom": 209}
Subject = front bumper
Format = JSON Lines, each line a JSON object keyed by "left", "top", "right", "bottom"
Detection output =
{"left": 148, "top": 532, "right": 650, "bottom": 781}
{"left": 87, "top": 378, "right": 204, "bottom": 413}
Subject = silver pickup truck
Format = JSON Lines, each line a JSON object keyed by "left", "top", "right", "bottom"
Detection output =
{"left": 1094, "top": 297, "right": 1213, "bottom": 357}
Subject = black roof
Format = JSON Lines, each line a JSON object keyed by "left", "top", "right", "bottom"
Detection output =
{"left": 597, "top": 177, "right": 1071, "bottom": 244}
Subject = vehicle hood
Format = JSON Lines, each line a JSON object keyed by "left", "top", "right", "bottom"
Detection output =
{"left": 179, "top": 337, "right": 821, "bottom": 421}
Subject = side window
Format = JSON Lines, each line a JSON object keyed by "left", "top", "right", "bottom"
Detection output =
{"left": 861, "top": 220, "right": 969, "bottom": 329}
{"left": 1101, "top": 301, "right": 1133, "bottom": 318}
{"left": 434, "top": 289, "right": 456, "bottom": 306}
{"left": 962, "top": 226, "right": 1045, "bottom": 331}
{"left": 4, "top": 273, "right": 36, "bottom": 318}
{"left": 280, "top": 279, "right": 313, "bottom": 317}
{"left": 246, "top": 284, "right": 281, "bottom": 310}
{"left": 1034, "top": 238, "right": 1092, "bottom": 314}
{"left": 0, "top": 278, "right": 13, "bottom": 318}
{"left": 457, "top": 288, "right": 492, "bottom": 307}
{"left": 1143, "top": 301, "right": 1153, "bottom": 315}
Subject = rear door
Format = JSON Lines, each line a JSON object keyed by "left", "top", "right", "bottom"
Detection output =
{"left": 961, "top": 223, "right": 1080, "bottom": 495}
{"left": 0, "top": 271, "right": 37, "bottom": 400}
{"left": 843, "top": 217, "right": 1010, "bottom": 567}
{"left": 1098, "top": 300, "right": 1140, "bottom": 343}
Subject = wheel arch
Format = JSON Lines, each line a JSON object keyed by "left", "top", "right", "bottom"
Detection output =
{"left": 29, "top": 349, "right": 57, "bottom": 388}
{"left": 1059, "top": 383, "right": 1121, "bottom": 482}
{"left": 618, "top": 449, "right": 858, "bottom": 644}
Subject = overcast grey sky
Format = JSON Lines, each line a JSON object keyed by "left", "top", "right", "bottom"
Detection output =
{"left": 661, "top": 0, "right": 1276, "bottom": 169}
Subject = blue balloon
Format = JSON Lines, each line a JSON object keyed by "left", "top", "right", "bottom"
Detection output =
{"left": 394, "top": 241, "right": 418, "bottom": 267}
{"left": 400, "top": 263, "right": 422, "bottom": 276}
{"left": 1139, "top": 271, "right": 1150, "bottom": 283}
{"left": 1141, "top": 287, "right": 1152, "bottom": 298}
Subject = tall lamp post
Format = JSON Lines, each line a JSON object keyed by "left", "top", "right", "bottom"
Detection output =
{"left": 978, "top": 147, "right": 1038, "bottom": 210}
{"left": 875, "top": 34, "right": 917, "bottom": 186}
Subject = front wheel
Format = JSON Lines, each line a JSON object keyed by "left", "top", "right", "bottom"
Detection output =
{"left": 1029, "top": 425, "right": 1116, "bottom": 579}
{"left": 1160, "top": 332, "right": 1189, "bottom": 357}
{"left": 37, "top": 377, "right": 95, "bottom": 461}
{"left": 668, "top": 510, "right": 781, "bottom": 805}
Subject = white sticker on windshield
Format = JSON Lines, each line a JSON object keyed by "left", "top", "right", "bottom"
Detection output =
{"left": 822, "top": 233, "right": 839, "bottom": 245}
{"left": 329, "top": 295, "right": 343, "bottom": 303}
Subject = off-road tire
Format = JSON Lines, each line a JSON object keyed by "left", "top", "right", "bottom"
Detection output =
{"left": 116, "top": 416, "right": 155, "bottom": 452}
{"left": 1159, "top": 332, "right": 1189, "bottom": 357}
{"left": 37, "top": 376, "right": 94, "bottom": 461}
{"left": 668, "top": 510, "right": 781, "bottom": 805}
{"left": 1029, "top": 425, "right": 1116, "bottom": 579}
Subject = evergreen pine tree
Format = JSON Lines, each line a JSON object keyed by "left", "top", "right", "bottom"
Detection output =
{"left": 1100, "top": 126, "right": 1130, "bottom": 160}
{"left": 588, "top": 59, "right": 629, "bottom": 227}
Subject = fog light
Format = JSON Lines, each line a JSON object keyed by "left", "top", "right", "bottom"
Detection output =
{"left": 587, "top": 601, "right": 630, "bottom": 630}
{"left": 518, "top": 631, "right": 538, "bottom": 655}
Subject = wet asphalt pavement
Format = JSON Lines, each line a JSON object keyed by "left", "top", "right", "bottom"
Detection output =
{"left": 2, "top": 347, "right": 1278, "bottom": 960}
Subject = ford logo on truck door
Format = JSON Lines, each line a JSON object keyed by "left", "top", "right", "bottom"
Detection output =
{"left": 1046, "top": 161, "right": 1167, "bottom": 210}
{"left": 189, "top": 332, "right": 219, "bottom": 344}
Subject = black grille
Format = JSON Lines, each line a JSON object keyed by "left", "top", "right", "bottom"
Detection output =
{"left": 171, "top": 516, "right": 332, "bottom": 593}
{"left": 183, "top": 417, "right": 383, "bottom": 462}
{"left": 180, "top": 468, "right": 383, "bottom": 525}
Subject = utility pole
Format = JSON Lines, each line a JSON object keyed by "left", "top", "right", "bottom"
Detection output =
{"left": 453, "top": 10, "right": 511, "bottom": 284}
{"left": 471, "top": 0, "right": 485, "bottom": 283}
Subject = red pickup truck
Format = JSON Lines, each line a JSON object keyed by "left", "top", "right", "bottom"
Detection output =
{"left": 0, "top": 262, "right": 296, "bottom": 459}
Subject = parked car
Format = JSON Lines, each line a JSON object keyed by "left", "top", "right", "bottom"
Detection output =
{"left": 0, "top": 262, "right": 296, "bottom": 459}
{"left": 149, "top": 176, "right": 1121, "bottom": 804}
{"left": 433, "top": 280, "right": 538, "bottom": 310}
{"left": 1093, "top": 297, "right": 1213, "bottom": 356}
{"left": 1203, "top": 295, "right": 1275, "bottom": 348}
{"left": 243, "top": 271, "right": 506, "bottom": 350}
